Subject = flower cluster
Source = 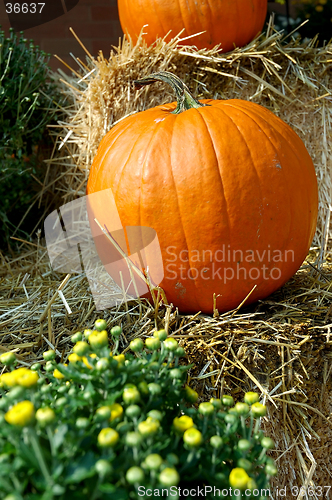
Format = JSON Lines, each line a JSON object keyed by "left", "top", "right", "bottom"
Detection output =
{"left": 0, "top": 321, "right": 277, "bottom": 499}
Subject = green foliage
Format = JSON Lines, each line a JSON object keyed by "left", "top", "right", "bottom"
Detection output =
{"left": 0, "top": 26, "right": 60, "bottom": 249}
{"left": 0, "top": 323, "right": 277, "bottom": 499}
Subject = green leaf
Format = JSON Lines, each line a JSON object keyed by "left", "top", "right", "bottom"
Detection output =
{"left": 64, "top": 452, "right": 96, "bottom": 484}
{"left": 53, "top": 425, "right": 68, "bottom": 452}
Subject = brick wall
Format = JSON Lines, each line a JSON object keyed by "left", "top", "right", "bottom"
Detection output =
{"left": 0, "top": 1, "right": 291, "bottom": 73}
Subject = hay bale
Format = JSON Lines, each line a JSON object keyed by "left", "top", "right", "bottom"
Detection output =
{"left": 5, "top": 20, "right": 332, "bottom": 494}
{"left": 45, "top": 22, "right": 332, "bottom": 249}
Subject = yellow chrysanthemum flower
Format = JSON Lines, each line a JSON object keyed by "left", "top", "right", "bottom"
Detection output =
{"left": 108, "top": 403, "right": 123, "bottom": 422}
{"left": 0, "top": 367, "right": 37, "bottom": 388}
{"left": 89, "top": 330, "right": 109, "bottom": 349}
{"left": 5, "top": 400, "right": 35, "bottom": 426}
{"left": 173, "top": 415, "right": 194, "bottom": 433}
{"left": 98, "top": 427, "right": 119, "bottom": 447}
{"left": 68, "top": 353, "right": 82, "bottom": 364}
{"left": 0, "top": 351, "right": 16, "bottom": 365}
{"left": 229, "top": 467, "right": 250, "bottom": 490}
{"left": 17, "top": 370, "right": 39, "bottom": 387}
{"left": 113, "top": 354, "right": 125, "bottom": 365}
{"left": 53, "top": 364, "right": 68, "bottom": 379}
{"left": 82, "top": 354, "right": 97, "bottom": 369}
{"left": 0, "top": 372, "right": 18, "bottom": 388}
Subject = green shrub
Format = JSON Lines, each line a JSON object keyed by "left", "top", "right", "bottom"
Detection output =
{"left": 0, "top": 27, "right": 60, "bottom": 249}
{"left": 0, "top": 322, "right": 277, "bottom": 499}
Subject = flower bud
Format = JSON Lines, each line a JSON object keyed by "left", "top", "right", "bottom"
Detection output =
{"left": 153, "top": 329, "right": 167, "bottom": 341}
{"left": 244, "top": 392, "right": 259, "bottom": 405}
{"left": 123, "top": 387, "right": 141, "bottom": 404}
{"left": 237, "top": 458, "right": 252, "bottom": 472}
{"left": 170, "top": 368, "right": 183, "bottom": 379}
{"left": 30, "top": 363, "right": 41, "bottom": 371}
{"left": 130, "top": 338, "right": 144, "bottom": 352}
{"left": 36, "top": 407, "right": 55, "bottom": 426}
{"left": 110, "top": 326, "right": 122, "bottom": 338}
{"left": 210, "top": 398, "right": 222, "bottom": 410}
{"left": 246, "top": 478, "right": 258, "bottom": 490}
{"left": 95, "top": 406, "right": 111, "bottom": 421}
{"left": 125, "top": 431, "right": 142, "bottom": 447}
{"left": 95, "top": 459, "right": 112, "bottom": 477}
{"left": 7, "top": 386, "right": 25, "bottom": 401}
{"left": 198, "top": 402, "right": 214, "bottom": 416}
{"left": 163, "top": 338, "right": 178, "bottom": 351}
{"left": 109, "top": 403, "right": 123, "bottom": 422}
{"left": 174, "top": 346, "right": 185, "bottom": 357}
{"left": 0, "top": 352, "right": 16, "bottom": 366}
{"left": 159, "top": 468, "right": 180, "bottom": 487}
{"left": 76, "top": 417, "right": 90, "bottom": 428}
{"left": 138, "top": 418, "right": 160, "bottom": 436}
{"left": 210, "top": 435, "right": 223, "bottom": 449}
{"left": 98, "top": 427, "right": 119, "bottom": 447}
{"left": 113, "top": 354, "right": 125, "bottom": 366}
{"left": 147, "top": 409, "right": 162, "bottom": 421}
{"left": 234, "top": 402, "right": 250, "bottom": 416}
{"left": 251, "top": 402, "right": 267, "bottom": 418}
{"left": 73, "top": 341, "right": 90, "bottom": 357}
{"left": 261, "top": 437, "right": 275, "bottom": 450}
{"left": 43, "top": 349, "right": 56, "bottom": 361}
{"left": 126, "top": 466, "right": 144, "bottom": 484}
{"left": 145, "top": 337, "right": 161, "bottom": 351}
{"left": 125, "top": 405, "right": 141, "bottom": 419}
{"left": 145, "top": 453, "right": 163, "bottom": 470}
{"left": 184, "top": 385, "right": 198, "bottom": 403}
{"left": 238, "top": 439, "right": 251, "bottom": 452}
{"left": 265, "top": 461, "right": 278, "bottom": 476}
{"left": 45, "top": 361, "right": 55, "bottom": 372}
{"left": 222, "top": 395, "right": 234, "bottom": 407}
{"left": 224, "top": 414, "right": 238, "bottom": 425}
{"left": 183, "top": 427, "right": 203, "bottom": 448}
{"left": 138, "top": 381, "right": 149, "bottom": 396}
{"left": 83, "top": 329, "right": 93, "bottom": 339}
{"left": 55, "top": 397, "right": 67, "bottom": 408}
{"left": 94, "top": 319, "right": 107, "bottom": 331}
{"left": 71, "top": 332, "right": 82, "bottom": 343}
{"left": 96, "top": 358, "right": 109, "bottom": 372}
{"left": 148, "top": 383, "right": 161, "bottom": 395}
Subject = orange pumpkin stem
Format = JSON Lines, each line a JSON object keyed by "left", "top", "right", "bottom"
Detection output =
{"left": 134, "top": 71, "right": 208, "bottom": 114}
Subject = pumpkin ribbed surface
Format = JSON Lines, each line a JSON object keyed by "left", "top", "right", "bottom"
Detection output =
{"left": 118, "top": 0, "right": 268, "bottom": 52}
{"left": 87, "top": 96, "right": 318, "bottom": 314}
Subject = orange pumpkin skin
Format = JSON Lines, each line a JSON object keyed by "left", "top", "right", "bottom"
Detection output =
{"left": 118, "top": 0, "right": 268, "bottom": 51}
{"left": 87, "top": 95, "right": 318, "bottom": 314}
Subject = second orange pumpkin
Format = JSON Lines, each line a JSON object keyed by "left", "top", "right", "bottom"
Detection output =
{"left": 118, "top": 0, "right": 268, "bottom": 51}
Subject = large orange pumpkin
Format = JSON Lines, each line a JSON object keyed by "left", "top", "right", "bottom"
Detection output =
{"left": 87, "top": 72, "right": 318, "bottom": 315}
{"left": 118, "top": 0, "right": 268, "bottom": 52}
